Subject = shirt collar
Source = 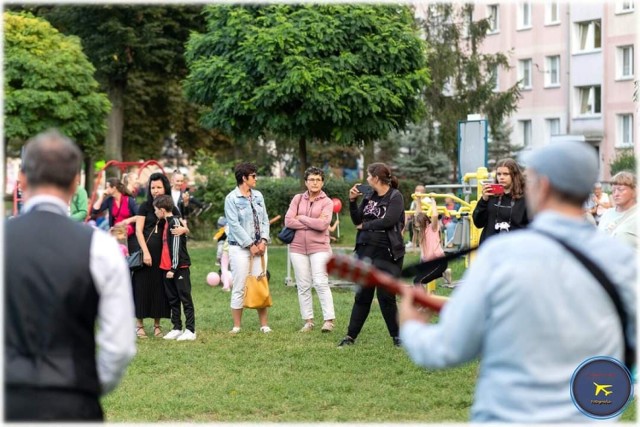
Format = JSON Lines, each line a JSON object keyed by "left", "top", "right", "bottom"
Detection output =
{"left": 22, "top": 194, "right": 70, "bottom": 216}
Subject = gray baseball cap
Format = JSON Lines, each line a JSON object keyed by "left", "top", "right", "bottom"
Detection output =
{"left": 520, "top": 140, "right": 599, "bottom": 198}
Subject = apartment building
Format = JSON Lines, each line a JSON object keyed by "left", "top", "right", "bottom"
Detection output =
{"left": 416, "top": 1, "right": 637, "bottom": 179}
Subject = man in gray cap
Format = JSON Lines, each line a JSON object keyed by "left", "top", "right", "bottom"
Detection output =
{"left": 398, "top": 140, "right": 636, "bottom": 422}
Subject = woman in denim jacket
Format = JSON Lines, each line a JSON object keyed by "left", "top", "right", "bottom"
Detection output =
{"left": 224, "top": 162, "right": 272, "bottom": 334}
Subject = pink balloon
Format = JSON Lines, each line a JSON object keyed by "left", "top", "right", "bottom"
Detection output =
{"left": 332, "top": 197, "right": 342, "bottom": 213}
{"left": 206, "top": 272, "right": 221, "bottom": 286}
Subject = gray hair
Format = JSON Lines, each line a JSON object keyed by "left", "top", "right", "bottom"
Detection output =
{"left": 21, "top": 129, "right": 83, "bottom": 190}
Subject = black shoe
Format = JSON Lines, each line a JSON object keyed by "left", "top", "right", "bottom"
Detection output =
{"left": 393, "top": 337, "right": 402, "bottom": 347}
{"left": 337, "top": 336, "right": 355, "bottom": 348}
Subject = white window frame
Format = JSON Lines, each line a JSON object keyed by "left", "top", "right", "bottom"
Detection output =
{"left": 545, "top": 1, "right": 560, "bottom": 25}
{"left": 544, "top": 55, "right": 561, "bottom": 87}
{"left": 576, "top": 85, "right": 602, "bottom": 116}
{"left": 461, "top": 8, "right": 473, "bottom": 39}
{"left": 487, "top": 4, "right": 500, "bottom": 34}
{"left": 546, "top": 118, "right": 561, "bottom": 142}
{"left": 617, "top": 45, "right": 634, "bottom": 79}
{"left": 615, "top": 0, "right": 635, "bottom": 14}
{"left": 491, "top": 65, "right": 500, "bottom": 92}
{"left": 517, "top": 2, "right": 532, "bottom": 30}
{"left": 518, "top": 59, "right": 532, "bottom": 90}
{"left": 519, "top": 120, "right": 532, "bottom": 147}
{"left": 574, "top": 20, "right": 602, "bottom": 53}
{"left": 617, "top": 114, "right": 634, "bottom": 147}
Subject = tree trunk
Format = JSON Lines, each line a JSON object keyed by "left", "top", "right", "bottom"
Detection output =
{"left": 105, "top": 83, "right": 125, "bottom": 164}
{"left": 363, "top": 138, "right": 375, "bottom": 171}
{"left": 298, "top": 136, "right": 308, "bottom": 186}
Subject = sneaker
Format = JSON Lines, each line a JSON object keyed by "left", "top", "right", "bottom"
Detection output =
{"left": 393, "top": 337, "right": 402, "bottom": 347}
{"left": 229, "top": 327, "right": 241, "bottom": 334}
{"left": 337, "top": 336, "right": 355, "bottom": 348}
{"left": 299, "top": 322, "right": 314, "bottom": 332}
{"left": 177, "top": 330, "right": 196, "bottom": 341}
{"left": 260, "top": 326, "right": 272, "bottom": 334}
{"left": 321, "top": 321, "right": 335, "bottom": 333}
{"left": 163, "top": 329, "right": 183, "bottom": 340}
{"left": 405, "top": 241, "right": 413, "bottom": 248}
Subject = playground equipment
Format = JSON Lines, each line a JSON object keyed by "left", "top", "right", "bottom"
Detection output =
{"left": 86, "top": 160, "right": 165, "bottom": 222}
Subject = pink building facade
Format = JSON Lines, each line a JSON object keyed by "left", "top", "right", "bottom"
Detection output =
{"left": 416, "top": 1, "right": 637, "bottom": 180}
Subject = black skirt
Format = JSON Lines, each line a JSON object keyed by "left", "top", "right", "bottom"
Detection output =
{"left": 131, "top": 229, "right": 170, "bottom": 319}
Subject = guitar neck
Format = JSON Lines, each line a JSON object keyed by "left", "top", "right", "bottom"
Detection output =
{"left": 326, "top": 255, "right": 447, "bottom": 312}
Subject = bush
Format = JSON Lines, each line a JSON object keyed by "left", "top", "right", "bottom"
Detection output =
{"left": 610, "top": 149, "right": 636, "bottom": 176}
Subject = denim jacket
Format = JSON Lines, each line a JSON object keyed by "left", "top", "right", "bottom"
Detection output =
{"left": 224, "top": 187, "right": 270, "bottom": 248}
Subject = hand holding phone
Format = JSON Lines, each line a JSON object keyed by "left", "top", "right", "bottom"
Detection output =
{"left": 356, "top": 184, "right": 372, "bottom": 195}
{"left": 488, "top": 184, "right": 505, "bottom": 196}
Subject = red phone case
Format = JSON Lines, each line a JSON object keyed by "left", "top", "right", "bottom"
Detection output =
{"left": 489, "top": 184, "right": 505, "bottom": 195}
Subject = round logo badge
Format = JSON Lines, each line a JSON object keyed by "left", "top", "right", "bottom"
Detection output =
{"left": 570, "top": 356, "right": 633, "bottom": 419}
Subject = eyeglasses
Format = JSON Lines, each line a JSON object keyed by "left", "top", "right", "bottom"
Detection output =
{"left": 612, "top": 185, "right": 631, "bottom": 193}
{"left": 306, "top": 178, "right": 323, "bottom": 183}
{"left": 248, "top": 174, "right": 257, "bottom": 179}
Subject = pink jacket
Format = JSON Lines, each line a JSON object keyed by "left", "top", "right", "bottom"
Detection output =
{"left": 284, "top": 191, "right": 333, "bottom": 255}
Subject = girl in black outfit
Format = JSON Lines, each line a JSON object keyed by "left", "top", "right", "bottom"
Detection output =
{"left": 338, "top": 163, "right": 405, "bottom": 348}
{"left": 472, "top": 158, "right": 529, "bottom": 245}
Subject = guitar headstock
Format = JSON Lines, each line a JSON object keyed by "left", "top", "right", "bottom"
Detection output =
{"left": 326, "top": 254, "right": 396, "bottom": 290}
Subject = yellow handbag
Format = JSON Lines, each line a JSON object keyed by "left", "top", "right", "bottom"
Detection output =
{"left": 243, "top": 255, "right": 272, "bottom": 309}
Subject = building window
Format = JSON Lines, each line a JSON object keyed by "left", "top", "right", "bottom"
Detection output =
{"left": 617, "top": 45, "right": 634, "bottom": 79}
{"left": 491, "top": 65, "right": 500, "bottom": 92}
{"left": 518, "top": 59, "right": 532, "bottom": 89}
{"left": 575, "top": 20, "right": 601, "bottom": 52}
{"left": 545, "top": 55, "right": 560, "bottom": 87}
{"left": 616, "top": 0, "right": 635, "bottom": 13}
{"left": 487, "top": 4, "right": 499, "bottom": 33}
{"left": 617, "top": 114, "right": 634, "bottom": 146}
{"left": 462, "top": 8, "right": 473, "bottom": 38}
{"left": 518, "top": 2, "right": 532, "bottom": 29}
{"left": 519, "top": 120, "right": 532, "bottom": 147}
{"left": 546, "top": 118, "right": 561, "bottom": 141}
{"left": 577, "top": 86, "right": 601, "bottom": 116}
{"left": 545, "top": 1, "right": 560, "bottom": 24}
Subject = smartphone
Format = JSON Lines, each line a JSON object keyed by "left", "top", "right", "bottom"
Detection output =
{"left": 489, "top": 184, "right": 505, "bottom": 195}
{"left": 356, "top": 184, "right": 372, "bottom": 195}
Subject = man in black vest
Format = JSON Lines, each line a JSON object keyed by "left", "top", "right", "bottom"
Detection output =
{"left": 5, "top": 130, "right": 137, "bottom": 421}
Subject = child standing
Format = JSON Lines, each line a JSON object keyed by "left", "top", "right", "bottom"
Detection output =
{"left": 413, "top": 198, "right": 448, "bottom": 290}
{"left": 110, "top": 224, "right": 129, "bottom": 257}
{"left": 153, "top": 195, "right": 196, "bottom": 341}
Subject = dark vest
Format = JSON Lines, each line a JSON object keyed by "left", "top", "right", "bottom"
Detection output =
{"left": 5, "top": 206, "right": 100, "bottom": 396}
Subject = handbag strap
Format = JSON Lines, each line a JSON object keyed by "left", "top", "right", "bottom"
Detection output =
{"left": 248, "top": 254, "right": 266, "bottom": 276}
{"left": 534, "top": 229, "right": 634, "bottom": 370}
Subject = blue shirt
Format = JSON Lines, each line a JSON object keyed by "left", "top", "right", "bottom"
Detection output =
{"left": 224, "top": 187, "right": 270, "bottom": 248}
{"left": 400, "top": 211, "right": 637, "bottom": 422}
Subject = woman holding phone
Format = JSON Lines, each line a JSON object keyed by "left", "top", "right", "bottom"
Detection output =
{"left": 473, "top": 158, "right": 529, "bottom": 245}
{"left": 337, "top": 162, "right": 405, "bottom": 348}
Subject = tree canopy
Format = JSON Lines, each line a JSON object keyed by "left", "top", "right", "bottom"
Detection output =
{"left": 4, "top": 11, "right": 110, "bottom": 157}
{"left": 184, "top": 4, "right": 430, "bottom": 174}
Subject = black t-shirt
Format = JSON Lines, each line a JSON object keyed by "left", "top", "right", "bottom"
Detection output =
{"left": 352, "top": 190, "right": 405, "bottom": 249}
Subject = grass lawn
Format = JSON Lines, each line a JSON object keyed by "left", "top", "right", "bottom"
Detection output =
{"left": 102, "top": 238, "right": 637, "bottom": 422}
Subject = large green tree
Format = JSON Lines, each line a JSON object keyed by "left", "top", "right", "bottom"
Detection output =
{"left": 419, "top": 3, "right": 521, "bottom": 179}
{"left": 184, "top": 4, "right": 430, "bottom": 177}
{"left": 4, "top": 11, "right": 110, "bottom": 157}
{"left": 40, "top": 5, "right": 221, "bottom": 162}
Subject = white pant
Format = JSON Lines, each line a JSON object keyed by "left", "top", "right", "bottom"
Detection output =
{"left": 290, "top": 251, "right": 335, "bottom": 321}
{"left": 229, "top": 245, "right": 268, "bottom": 310}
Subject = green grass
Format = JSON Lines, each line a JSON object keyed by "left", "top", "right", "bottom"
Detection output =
{"left": 103, "top": 237, "right": 637, "bottom": 422}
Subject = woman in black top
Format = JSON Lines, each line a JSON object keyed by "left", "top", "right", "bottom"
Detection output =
{"left": 133, "top": 173, "right": 188, "bottom": 338}
{"left": 337, "top": 163, "right": 405, "bottom": 348}
{"left": 472, "top": 158, "right": 529, "bottom": 245}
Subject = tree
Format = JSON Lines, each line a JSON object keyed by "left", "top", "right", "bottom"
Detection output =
{"left": 184, "top": 4, "right": 430, "bottom": 178}
{"left": 41, "top": 5, "right": 217, "bottom": 162}
{"left": 418, "top": 3, "right": 521, "bottom": 180}
{"left": 4, "top": 11, "right": 110, "bottom": 157}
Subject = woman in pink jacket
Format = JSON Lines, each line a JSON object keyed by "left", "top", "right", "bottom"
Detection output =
{"left": 285, "top": 167, "right": 336, "bottom": 333}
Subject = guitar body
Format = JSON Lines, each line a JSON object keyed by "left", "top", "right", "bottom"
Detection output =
{"left": 326, "top": 254, "right": 448, "bottom": 312}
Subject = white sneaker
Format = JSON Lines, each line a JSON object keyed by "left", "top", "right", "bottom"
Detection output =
{"left": 229, "top": 327, "right": 241, "bottom": 334}
{"left": 405, "top": 242, "right": 413, "bottom": 248}
{"left": 163, "top": 329, "right": 183, "bottom": 340}
{"left": 260, "top": 326, "right": 272, "bottom": 334}
{"left": 177, "top": 329, "right": 196, "bottom": 341}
